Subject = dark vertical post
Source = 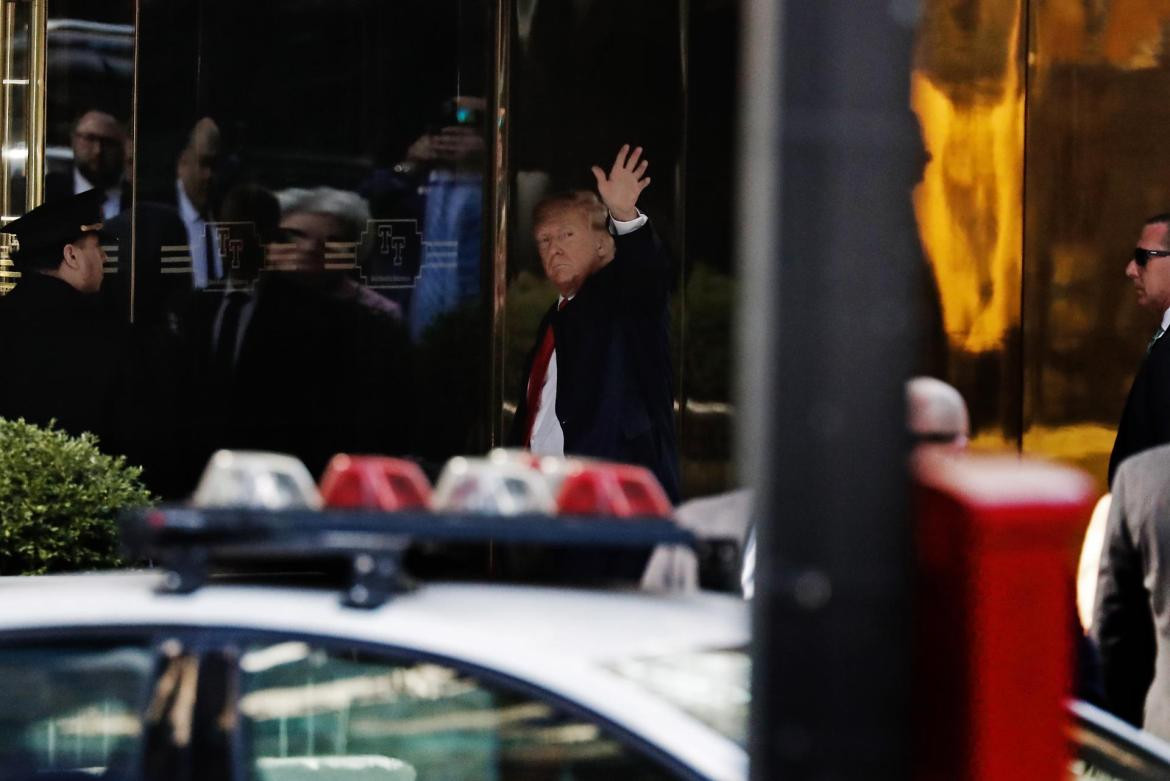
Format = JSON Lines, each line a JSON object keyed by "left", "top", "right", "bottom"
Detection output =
{"left": 740, "top": 0, "right": 921, "bottom": 777}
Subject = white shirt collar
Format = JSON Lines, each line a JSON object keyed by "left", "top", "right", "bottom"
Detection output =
{"left": 73, "top": 168, "right": 96, "bottom": 195}
{"left": 176, "top": 179, "right": 202, "bottom": 225}
{"left": 1161, "top": 307, "right": 1170, "bottom": 333}
{"left": 74, "top": 168, "right": 122, "bottom": 200}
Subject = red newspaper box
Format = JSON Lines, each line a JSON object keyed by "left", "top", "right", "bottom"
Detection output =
{"left": 913, "top": 452, "right": 1095, "bottom": 780}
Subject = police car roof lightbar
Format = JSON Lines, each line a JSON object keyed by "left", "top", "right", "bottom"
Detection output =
{"left": 120, "top": 508, "right": 696, "bottom": 609}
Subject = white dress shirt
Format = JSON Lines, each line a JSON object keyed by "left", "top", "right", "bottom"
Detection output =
{"left": 528, "top": 210, "right": 649, "bottom": 455}
{"left": 74, "top": 169, "right": 122, "bottom": 220}
{"left": 177, "top": 180, "right": 221, "bottom": 288}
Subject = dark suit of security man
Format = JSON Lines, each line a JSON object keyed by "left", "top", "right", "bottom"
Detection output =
{"left": 1110, "top": 214, "right": 1170, "bottom": 483}
{"left": 0, "top": 191, "right": 145, "bottom": 457}
{"left": 507, "top": 145, "right": 680, "bottom": 502}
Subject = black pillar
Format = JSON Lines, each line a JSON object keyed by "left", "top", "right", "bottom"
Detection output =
{"left": 742, "top": 1, "right": 922, "bottom": 777}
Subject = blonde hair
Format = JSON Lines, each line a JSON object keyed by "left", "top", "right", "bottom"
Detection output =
{"left": 532, "top": 190, "right": 608, "bottom": 234}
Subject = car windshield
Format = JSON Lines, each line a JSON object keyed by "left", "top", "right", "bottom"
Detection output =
{"left": 606, "top": 647, "right": 750, "bottom": 746}
{"left": 0, "top": 642, "right": 154, "bottom": 777}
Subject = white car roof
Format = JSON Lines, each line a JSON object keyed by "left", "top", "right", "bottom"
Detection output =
{"left": 0, "top": 573, "right": 749, "bottom": 781}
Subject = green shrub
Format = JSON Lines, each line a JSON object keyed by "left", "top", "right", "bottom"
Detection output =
{"left": 0, "top": 418, "right": 153, "bottom": 575}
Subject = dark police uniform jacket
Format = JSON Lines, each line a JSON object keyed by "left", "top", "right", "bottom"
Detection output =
{"left": 0, "top": 272, "right": 145, "bottom": 457}
{"left": 508, "top": 219, "right": 680, "bottom": 502}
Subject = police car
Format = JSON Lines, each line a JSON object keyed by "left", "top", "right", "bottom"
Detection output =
{"left": 0, "top": 450, "right": 1166, "bottom": 781}
{"left": 0, "top": 452, "right": 749, "bottom": 781}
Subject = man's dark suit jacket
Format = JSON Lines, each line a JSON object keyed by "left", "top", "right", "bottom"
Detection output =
{"left": 1110, "top": 333, "right": 1170, "bottom": 483}
{"left": 507, "top": 220, "right": 680, "bottom": 503}
{"left": 188, "top": 272, "right": 414, "bottom": 479}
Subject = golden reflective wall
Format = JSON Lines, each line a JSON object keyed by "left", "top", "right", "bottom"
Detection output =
{"left": 912, "top": 0, "right": 1025, "bottom": 454}
{"left": 913, "top": 0, "right": 1170, "bottom": 492}
{"left": 1022, "top": 0, "right": 1170, "bottom": 491}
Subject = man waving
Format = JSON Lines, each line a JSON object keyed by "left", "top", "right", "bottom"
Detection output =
{"left": 509, "top": 145, "right": 680, "bottom": 502}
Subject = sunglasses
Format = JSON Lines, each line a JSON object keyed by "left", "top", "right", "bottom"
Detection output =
{"left": 1134, "top": 247, "right": 1170, "bottom": 267}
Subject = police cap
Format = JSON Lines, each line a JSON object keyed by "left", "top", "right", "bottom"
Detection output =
{"left": 2, "top": 190, "right": 108, "bottom": 271}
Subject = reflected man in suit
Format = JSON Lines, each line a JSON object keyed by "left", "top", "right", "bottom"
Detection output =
{"left": 1110, "top": 214, "right": 1170, "bottom": 483}
{"left": 46, "top": 110, "right": 128, "bottom": 219}
{"left": 175, "top": 117, "right": 223, "bottom": 288}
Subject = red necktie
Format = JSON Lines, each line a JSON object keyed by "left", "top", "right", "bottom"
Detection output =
{"left": 524, "top": 301, "right": 565, "bottom": 447}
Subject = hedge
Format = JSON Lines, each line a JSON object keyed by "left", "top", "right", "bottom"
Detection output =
{"left": 0, "top": 418, "right": 153, "bottom": 575}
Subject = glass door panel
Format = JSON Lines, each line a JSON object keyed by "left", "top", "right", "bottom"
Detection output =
{"left": 129, "top": 0, "right": 491, "bottom": 495}
{"left": 0, "top": 1, "right": 132, "bottom": 294}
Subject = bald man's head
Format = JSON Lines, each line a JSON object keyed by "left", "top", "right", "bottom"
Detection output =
{"left": 177, "top": 117, "right": 222, "bottom": 215}
{"left": 72, "top": 110, "right": 126, "bottom": 190}
{"left": 907, "top": 376, "right": 969, "bottom": 451}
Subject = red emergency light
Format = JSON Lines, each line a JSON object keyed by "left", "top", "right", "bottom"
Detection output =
{"left": 556, "top": 462, "right": 673, "bottom": 518}
{"left": 319, "top": 454, "right": 432, "bottom": 511}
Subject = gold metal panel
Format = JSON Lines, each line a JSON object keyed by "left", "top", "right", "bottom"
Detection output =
{"left": 1021, "top": 0, "right": 1170, "bottom": 491}
{"left": 911, "top": 0, "right": 1026, "bottom": 453}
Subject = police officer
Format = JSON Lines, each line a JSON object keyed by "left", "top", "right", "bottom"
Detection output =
{"left": 0, "top": 190, "right": 145, "bottom": 457}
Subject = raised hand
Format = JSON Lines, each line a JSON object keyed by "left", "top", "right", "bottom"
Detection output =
{"left": 591, "top": 144, "right": 650, "bottom": 221}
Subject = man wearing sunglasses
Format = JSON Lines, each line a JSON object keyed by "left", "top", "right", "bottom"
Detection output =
{"left": 1109, "top": 214, "right": 1170, "bottom": 483}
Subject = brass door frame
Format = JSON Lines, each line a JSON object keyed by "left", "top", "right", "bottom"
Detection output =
{"left": 24, "top": 0, "right": 45, "bottom": 211}
{"left": 0, "top": 0, "right": 47, "bottom": 292}
{"left": 0, "top": 0, "right": 47, "bottom": 216}
{"left": 0, "top": 0, "right": 12, "bottom": 220}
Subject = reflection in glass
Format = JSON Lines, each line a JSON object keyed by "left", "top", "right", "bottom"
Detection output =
{"left": 0, "top": 643, "right": 153, "bottom": 777}
{"left": 38, "top": 3, "right": 134, "bottom": 308}
{"left": 910, "top": 0, "right": 1025, "bottom": 454}
{"left": 1021, "top": 0, "right": 1170, "bottom": 488}
{"left": 607, "top": 648, "right": 750, "bottom": 747}
{"left": 2, "top": 0, "right": 739, "bottom": 504}
{"left": 79, "top": 0, "right": 494, "bottom": 495}
{"left": 239, "top": 641, "right": 677, "bottom": 780}
{"left": 908, "top": 0, "right": 1170, "bottom": 490}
